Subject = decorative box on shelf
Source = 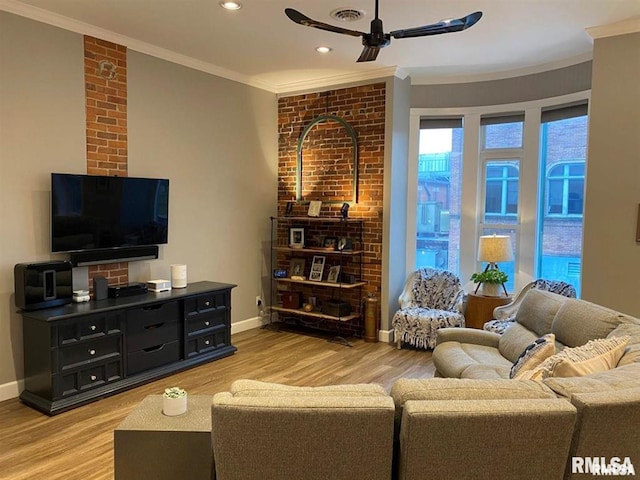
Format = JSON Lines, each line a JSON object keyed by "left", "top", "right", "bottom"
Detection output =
{"left": 282, "top": 292, "right": 301, "bottom": 309}
{"left": 321, "top": 300, "right": 352, "bottom": 317}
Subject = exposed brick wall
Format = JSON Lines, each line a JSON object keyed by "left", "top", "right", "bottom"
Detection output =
{"left": 277, "top": 83, "right": 386, "bottom": 335}
{"left": 83, "top": 36, "right": 128, "bottom": 286}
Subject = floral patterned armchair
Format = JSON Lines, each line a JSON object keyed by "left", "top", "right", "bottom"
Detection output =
{"left": 483, "top": 279, "right": 577, "bottom": 334}
{"left": 392, "top": 268, "right": 465, "bottom": 350}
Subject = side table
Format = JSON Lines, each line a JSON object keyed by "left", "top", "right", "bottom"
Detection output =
{"left": 114, "top": 394, "right": 213, "bottom": 480}
{"left": 464, "top": 293, "right": 512, "bottom": 329}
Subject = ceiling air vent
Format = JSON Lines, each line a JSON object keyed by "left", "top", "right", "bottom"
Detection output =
{"left": 330, "top": 8, "right": 365, "bottom": 22}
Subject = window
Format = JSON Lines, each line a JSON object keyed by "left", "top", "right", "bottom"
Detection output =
{"left": 410, "top": 96, "right": 588, "bottom": 296}
{"left": 415, "top": 119, "right": 463, "bottom": 273}
{"left": 547, "top": 163, "right": 584, "bottom": 215}
{"left": 485, "top": 163, "right": 519, "bottom": 216}
{"left": 538, "top": 108, "right": 588, "bottom": 296}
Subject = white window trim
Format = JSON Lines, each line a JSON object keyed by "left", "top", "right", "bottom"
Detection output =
{"left": 408, "top": 91, "right": 590, "bottom": 293}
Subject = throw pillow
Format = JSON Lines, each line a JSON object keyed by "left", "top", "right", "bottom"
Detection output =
{"left": 521, "top": 335, "right": 630, "bottom": 381}
{"left": 510, "top": 333, "right": 556, "bottom": 379}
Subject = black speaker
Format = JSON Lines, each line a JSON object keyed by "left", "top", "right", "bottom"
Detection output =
{"left": 14, "top": 261, "right": 73, "bottom": 311}
{"left": 93, "top": 276, "right": 108, "bottom": 301}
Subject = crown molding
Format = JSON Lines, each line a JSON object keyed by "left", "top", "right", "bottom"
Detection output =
{"left": 409, "top": 53, "right": 593, "bottom": 86}
{"left": 587, "top": 15, "right": 640, "bottom": 40}
{"left": 272, "top": 66, "right": 406, "bottom": 96}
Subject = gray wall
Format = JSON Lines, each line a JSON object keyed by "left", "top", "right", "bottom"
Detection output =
{"left": 383, "top": 76, "right": 411, "bottom": 332}
{"left": 0, "top": 12, "right": 277, "bottom": 397}
{"left": 411, "top": 62, "right": 592, "bottom": 108}
{"left": 582, "top": 31, "right": 640, "bottom": 316}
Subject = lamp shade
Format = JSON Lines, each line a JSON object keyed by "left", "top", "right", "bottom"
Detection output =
{"left": 477, "top": 235, "right": 514, "bottom": 263}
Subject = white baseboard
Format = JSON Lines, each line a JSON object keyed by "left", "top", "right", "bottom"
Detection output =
{"left": 230, "top": 316, "right": 264, "bottom": 335}
{"left": 0, "top": 378, "right": 24, "bottom": 402}
{"left": 379, "top": 328, "right": 393, "bottom": 343}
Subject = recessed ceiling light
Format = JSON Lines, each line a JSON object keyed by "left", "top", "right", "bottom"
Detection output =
{"left": 316, "top": 46, "right": 333, "bottom": 54}
{"left": 219, "top": 1, "right": 242, "bottom": 10}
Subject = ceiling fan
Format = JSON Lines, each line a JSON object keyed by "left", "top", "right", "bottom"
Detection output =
{"left": 285, "top": 0, "right": 482, "bottom": 62}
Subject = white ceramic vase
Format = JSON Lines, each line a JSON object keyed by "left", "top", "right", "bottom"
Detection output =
{"left": 481, "top": 282, "right": 501, "bottom": 297}
{"left": 162, "top": 394, "right": 187, "bottom": 416}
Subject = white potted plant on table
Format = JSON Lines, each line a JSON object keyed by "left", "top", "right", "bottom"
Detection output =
{"left": 162, "top": 387, "right": 187, "bottom": 416}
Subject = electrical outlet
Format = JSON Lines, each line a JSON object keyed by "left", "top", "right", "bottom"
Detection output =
{"left": 256, "top": 296, "right": 263, "bottom": 307}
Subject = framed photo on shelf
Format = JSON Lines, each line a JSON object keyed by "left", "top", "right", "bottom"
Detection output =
{"left": 289, "top": 227, "right": 305, "bottom": 248}
{"left": 289, "top": 258, "right": 306, "bottom": 278}
{"left": 327, "top": 265, "right": 341, "bottom": 283}
{"left": 337, "top": 236, "right": 353, "bottom": 251}
{"left": 322, "top": 236, "right": 338, "bottom": 250}
{"left": 307, "top": 200, "right": 322, "bottom": 217}
{"left": 309, "top": 255, "right": 325, "bottom": 281}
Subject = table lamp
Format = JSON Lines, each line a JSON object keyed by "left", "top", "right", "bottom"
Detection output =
{"left": 475, "top": 234, "right": 513, "bottom": 296}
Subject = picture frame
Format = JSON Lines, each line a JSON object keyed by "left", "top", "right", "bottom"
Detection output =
{"left": 308, "top": 200, "right": 322, "bottom": 217}
{"left": 322, "top": 236, "right": 338, "bottom": 250}
{"left": 327, "top": 265, "right": 341, "bottom": 283}
{"left": 337, "top": 236, "right": 352, "bottom": 251}
{"left": 309, "top": 255, "right": 325, "bottom": 281}
{"left": 285, "top": 201, "right": 294, "bottom": 216}
{"left": 289, "top": 227, "right": 305, "bottom": 248}
{"left": 289, "top": 258, "right": 306, "bottom": 278}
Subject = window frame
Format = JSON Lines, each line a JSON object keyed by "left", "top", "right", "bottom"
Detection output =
{"left": 408, "top": 91, "right": 590, "bottom": 293}
{"left": 545, "top": 161, "right": 585, "bottom": 217}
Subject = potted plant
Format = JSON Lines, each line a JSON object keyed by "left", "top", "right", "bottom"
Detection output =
{"left": 162, "top": 387, "right": 187, "bottom": 416}
{"left": 470, "top": 269, "right": 508, "bottom": 297}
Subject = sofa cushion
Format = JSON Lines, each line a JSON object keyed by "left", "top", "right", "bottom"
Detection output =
{"left": 607, "top": 322, "right": 640, "bottom": 366}
{"left": 461, "top": 364, "right": 511, "bottom": 379}
{"left": 551, "top": 298, "right": 631, "bottom": 347}
{"left": 391, "top": 377, "right": 556, "bottom": 403}
{"left": 521, "top": 336, "right": 630, "bottom": 381}
{"left": 543, "top": 362, "right": 640, "bottom": 397}
{"left": 229, "top": 379, "right": 387, "bottom": 397}
{"left": 498, "top": 323, "right": 540, "bottom": 363}
{"left": 514, "top": 289, "right": 569, "bottom": 337}
{"left": 510, "top": 333, "right": 556, "bottom": 379}
{"left": 391, "top": 377, "right": 557, "bottom": 428}
{"left": 432, "top": 341, "right": 513, "bottom": 378}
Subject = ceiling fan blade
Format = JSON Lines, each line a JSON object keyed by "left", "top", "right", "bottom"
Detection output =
{"left": 357, "top": 45, "right": 380, "bottom": 63}
{"left": 391, "top": 11, "right": 482, "bottom": 39}
{"left": 285, "top": 8, "right": 364, "bottom": 37}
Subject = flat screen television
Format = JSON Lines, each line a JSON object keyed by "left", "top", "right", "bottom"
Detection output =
{"left": 51, "top": 173, "right": 169, "bottom": 254}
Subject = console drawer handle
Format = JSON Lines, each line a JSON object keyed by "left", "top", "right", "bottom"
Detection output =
{"left": 205, "top": 301, "right": 211, "bottom": 307}
{"left": 90, "top": 375, "right": 97, "bottom": 381}
{"left": 90, "top": 325, "right": 97, "bottom": 331}
{"left": 204, "top": 321, "right": 210, "bottom": 326}
{"left": 204, "top": 340, "right": 210, "bottom": 346}
{"left": 88, "top": 349, "right": 96, "bottom": 356}
{"left": 142, "top": 304, "right": 164, "bottom": 311}
{"left": 143, "top": 344, "right": 165, "bottom": 353}
{"left": 144, "top": 322, "right": 165, "bottom": 330}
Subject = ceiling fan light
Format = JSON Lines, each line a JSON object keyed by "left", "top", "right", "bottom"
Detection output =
{"left": 219, "top": 1, "right": 242, "bottom": 10}
{"left": 315, "top": 46, "right": 332, "bottom": 54}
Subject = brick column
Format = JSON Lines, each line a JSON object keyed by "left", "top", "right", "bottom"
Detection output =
{"left": 83, "top": 36, "right": 129, "bottom": 286}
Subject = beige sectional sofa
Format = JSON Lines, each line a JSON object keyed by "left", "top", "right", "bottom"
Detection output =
{"left": 211, "top": 378, "right": 577, "bottom": 480}
{"left": 432, "top": 289, "right": 640, "bottom": 478}
{"left": 117, "top": 290, "right": 640, "bottom": 479}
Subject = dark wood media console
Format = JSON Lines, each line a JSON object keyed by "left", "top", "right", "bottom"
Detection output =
{"left": 19, "top": 281, "right": 236, "bottom": 415}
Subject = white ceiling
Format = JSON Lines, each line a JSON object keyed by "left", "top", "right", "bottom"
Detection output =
{"left": 3, "top": 0, "right": 640, "bottom": 93}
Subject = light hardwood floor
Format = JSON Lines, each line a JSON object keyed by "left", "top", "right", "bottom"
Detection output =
{"left": 0, "top": 327, "right": 434, "bottom": 480}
